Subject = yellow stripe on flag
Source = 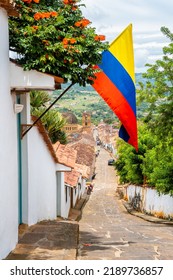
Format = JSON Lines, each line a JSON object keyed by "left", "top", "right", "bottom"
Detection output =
{"left": 109, "top": 24, "right": 135, "bottom": 82}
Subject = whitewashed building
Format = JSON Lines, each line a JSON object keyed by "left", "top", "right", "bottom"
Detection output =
{"left": 0, "top": 2, "right": 90, "bottom": 259}
{"left": 0, "top": 2, "right": 65, "bottom": 258}
{"left": 0, "top": 2, "right": 19, "bottom": 260}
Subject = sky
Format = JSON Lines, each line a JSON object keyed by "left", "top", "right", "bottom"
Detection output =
{"left": 81, "top": 0, "right": 173, "bottom": 73}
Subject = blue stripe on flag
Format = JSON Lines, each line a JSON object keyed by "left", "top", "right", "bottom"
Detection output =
{"left": 99, "top": 50, "right": 136, "bottom": 115}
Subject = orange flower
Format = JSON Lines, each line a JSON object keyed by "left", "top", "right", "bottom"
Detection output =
{"left": 99, "top": 35, "right": 105, "bottom": 40}
{"left": 70, "top": 38, "right": 76, "bottom": 44}
{"left": 94, "top": 35, "right": 106, "bottom": 41}
{"left": 24, "top": 0, "right": 32, "bottom": 3}
{"left": 63, "top": 0, "right": 77, "bottom": 4}
{"left": 42, "top": 12, "right": 51, "bottom": 18}
{"left": 23, "top": 0, "right": 40, "bottom": 3}
{"left": 34, "top": 12, "right": 54, "bottom": 20}
{"left": 63, "top": 38, "right": 69, "bottom": 45}
{"left": 32, "top": 25, "right": 39, "bottom": 30}
{"left": 23, "top": 0, "right": 32, "bottom": 3}
{"left": 74, "top": 18, "right": 91, "bottom": 28}
{"left": 34, "top": 13, "right": 41, "bottom": 20}
{"left": 82, "top": 19, "right": 91, "bottom": 27}
{"left": 63, "top": 45, "right": 68, "bottom": 49}
{"left": 72, "top": 6, "right": 77, "bottom": 11}
{"left": 51, "top": 11, "right": 58, "bottom": 17}
{"left": 74, "top": 21, "right": 81, "bottom": 27}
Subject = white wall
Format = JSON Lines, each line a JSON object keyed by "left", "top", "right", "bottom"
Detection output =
{"left": 73, "top": 186, "right": 79, "bottom": 208}
{"left": 20, "top": 92, "right": 57, "bottom": 225}
{"left": 0, "top": 8, "right": 18, "bottom": 259}
{"left": 61, "top": 183, "right": 71, "bottom": 219}
{"left": 20, "top": 93, "right": 75, "bottom": 223}
{"left": 10, "top": 62, "right": 55, "bottom": 90}
{"left": 145, "top": 188, "right": 173, "bottom": 217}
{"left": 25, "top": 127, "right": 57, "bottom": 225}
{"left": 126, "top": 185, "right": 173, "bottom": 219}
{"left": 78, "top": 177, "right": 86, "bottom": 199}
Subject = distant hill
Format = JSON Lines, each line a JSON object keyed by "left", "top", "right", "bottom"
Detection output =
{"left": 61, "top": 73, "right": 144, "bottom": 91}
{"left": 54, "top": 73, "right": 146, "bottom": 124}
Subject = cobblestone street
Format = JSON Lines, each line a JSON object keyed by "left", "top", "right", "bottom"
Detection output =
{"left": 77, "top": 148, "right": 173, "bottom": 260}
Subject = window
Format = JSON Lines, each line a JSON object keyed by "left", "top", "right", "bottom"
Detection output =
{"left": 65, "top": 186, "right": 68, "bottom": 202}
{"left": 78, "top": 183, "right": 81, "bottom": 190}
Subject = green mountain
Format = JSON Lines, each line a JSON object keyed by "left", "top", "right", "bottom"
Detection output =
{"left": 53, "top": 73, "right": 145, "bottom": 124}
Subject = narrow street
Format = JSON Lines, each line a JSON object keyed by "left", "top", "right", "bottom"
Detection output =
{"left": 77, "top": 148, "right": 173, "bottom": 260}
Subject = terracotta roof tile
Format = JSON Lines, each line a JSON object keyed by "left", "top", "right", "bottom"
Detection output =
{"left": 68, "top": 142, "right": 95, "bottom": 167}
{"left": 64, "top": 169, "right": 80, "bottom": 188}
{"left": 75, "top": 163, "right": 90, "bottom": 179}
{"left": 53, "top": 141, "right": 77, "bottom": 168}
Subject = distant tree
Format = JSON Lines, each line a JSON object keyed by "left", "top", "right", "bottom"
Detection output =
{"left": 137, "top": 26, "right": 173, "bottom": 142}
{"left": 115, "top": 124, "right": 152, "bottom": 185}
{"left": 9, "top": 0, "right": 108, "bottom": 86}
{"left": 143, "top": 139, "right": 173, "bottom": 195}
{"left": 126, "top": 26, "right": 173, "bottom": 195}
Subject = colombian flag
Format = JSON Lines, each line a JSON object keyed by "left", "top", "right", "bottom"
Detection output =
{"left": 92, "top": 24, "right": 138, "bottom": 151}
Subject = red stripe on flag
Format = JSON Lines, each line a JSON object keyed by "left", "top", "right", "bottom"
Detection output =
{"left": 92, "top": 68, "right": 138, "bottom": 150}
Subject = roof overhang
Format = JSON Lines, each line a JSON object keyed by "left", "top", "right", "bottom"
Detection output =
{"left": 56, "top": 163, "right": 72, "bottom": 172}
{"left": 10, "top": 61, "right": 64, "bottom": 92}
{"left": 65, "top": 184, "right": 76, "bottom": 189}
{"left": 0, "top": 0, "right": 18, "bottom": 16}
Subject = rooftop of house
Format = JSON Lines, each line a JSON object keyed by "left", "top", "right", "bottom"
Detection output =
{"left": 68, "top": 141, "right": 95, "bottom": 167}
{"left": 66, "top": 130, "right": 96, "bottom": 167}
{"left": 53, "top": 141, "right": 77, "bottom": 169}
{"left": 75, "top": 163, "right": 90, "bottom": 179}
{"left": 64, "top": 169, "right": 80, "bottom": 188}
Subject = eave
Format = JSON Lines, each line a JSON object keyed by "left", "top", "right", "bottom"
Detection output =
{"left": 0, "top": 0, "right": 18, "bottom": 16}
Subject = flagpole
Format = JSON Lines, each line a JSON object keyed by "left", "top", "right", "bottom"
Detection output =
{"left": 22, "top": 82, "right": 74, "bottom": 138}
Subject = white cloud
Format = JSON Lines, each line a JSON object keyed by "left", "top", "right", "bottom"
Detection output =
{"left": 81, "top": 0, "right": 173, "bottom": 72}
{"left": 135, "top": 49, "right": 149, "bottom": 67}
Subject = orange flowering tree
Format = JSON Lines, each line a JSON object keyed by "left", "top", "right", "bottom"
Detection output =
{"left": 9, "top": 0, "right": 108, "bottom": 86}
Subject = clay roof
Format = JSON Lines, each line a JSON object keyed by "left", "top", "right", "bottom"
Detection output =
{"left": 64, "top": 169, "right": 80, "bottom": 188}
{"left": 75, "top": 163, "right": 90, "bottom": 179}
{"left": 68, "top": 142, "right": 95, "bottom": 167}
{"left": 67, "top": 130, "right": 96, "bottom": 167}
{"left": 53, "top": 141, "right": 77, "bottom": 169}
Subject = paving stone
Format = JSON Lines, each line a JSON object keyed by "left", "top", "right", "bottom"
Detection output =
{"left": 6, "top": 220, "right": 79, "bottom": 260}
